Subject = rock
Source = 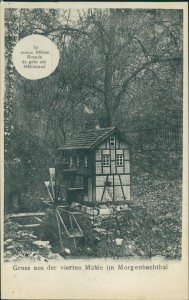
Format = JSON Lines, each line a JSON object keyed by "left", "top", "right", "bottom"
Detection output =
{"left": 4, "top": 239, "right": 13, "bottom": 244}
{"left": 65, "top": 248, "right": 71, "bottom": 254}
{"left": 116, "top": 206, "right": 123, "bottom": 212}
{"left": 151, "top": 255, "right": 166, "bottom": 261}
{"left": 115, "top": 238, "right": 123, "bottom": 246}
{"left": 6, "top": 245, "right": 14, "bottom": 250}
{"left": 93, "top": 208, "right": 100, "bottom": 216}
{"left": 98, "top": 207, "right": 111, "bottom": 215}
{"left": 85, "top": 207, "right": 99, "bottom": 216}
{"left": 93, "top": 222, "right": 102, "bottom": 227}
{"left": 13, "top": 158, "right": 21, "bottom": 163}
{"left": 94, "top": 227, "right": 107, "bottom": 233}
{"left": 116, "top": 204, "right": 129, "bottom": 212}
{"left": 87, "top": 247, "right": 93, "bottom": 252}
{"left": 29, "top": 234, "right": 38, "bottom": 239}
{"left": 81, "top": 205, "right": 87, "bottom": 212}
{"left": 165, "top": 212, "right": 174, "bottom": 219}
{"left": 128, "top": 244, "right": 135, "bottom": 250}
{"left": 33, "top": 241, "right": 51, "bottom": 248}
{"left": 99, "top": 205, "right": 108, "bottom": 209}
{"left": 139, "top": 250, "right": 145, "bottom": 256}
{"left": 123, "top": 204, "right": 129, "bottom": 210}
{"left": 20, "top": 232, "right": 30, "bottom": 237}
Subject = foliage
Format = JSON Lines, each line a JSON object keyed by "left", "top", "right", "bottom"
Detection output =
{"left": 4, "top": 9, "right": 19, "bottom": 159}
{"left": 4, "top": 220, "right": 61, "bottom": 262}
{"left": 131, "top": 148, "right": 182, "bottom": 259}
{"left": 83, "top": 199, "right": 181, "bottom": 260}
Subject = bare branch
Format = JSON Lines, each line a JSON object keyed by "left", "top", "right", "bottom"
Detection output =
{"left": 114, "top": 56, "right": 182, "bottom": 112}
{"left": 34, "top": 25, "right": 91, "bottom": 39}
{"left": 82, "top": 83, "right": 104, "bottom": 95}
{"left": 133, "top": 36, "right": 149, "bottom": 59}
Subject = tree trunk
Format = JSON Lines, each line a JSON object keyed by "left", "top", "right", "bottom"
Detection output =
{"left": 104, "top": 10, "right": 115, "bottom": 127}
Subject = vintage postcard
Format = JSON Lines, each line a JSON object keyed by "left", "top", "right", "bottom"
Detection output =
{"left": 1, "top": 1, "right": 188, "bottom": 299}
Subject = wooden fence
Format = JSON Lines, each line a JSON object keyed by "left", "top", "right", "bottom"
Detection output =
{"left": 127, "top": 125, "right": 182, "bottom": 151}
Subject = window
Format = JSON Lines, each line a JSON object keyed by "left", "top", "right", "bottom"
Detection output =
{"left": 83, "top": 177, "right": 88, "bottom": 195}
{"left": 116, "top": 155, "right": 123, "bottom": 166}
{"left": 63, "top": 153, "right": 69, "bottom": 163}
{"left": 77, "top": 156, "right": 80, "bottom": 167}
{"left": 84, "top": 156, "right": 88, "bottom": 167}
{"left": 70, "top": 156, "right": 73, "bottom": 167}
{"left": 110, "top": 137, "right": 115, "bottom": 147}
{"left": 102, "top": 155, "right": 110, "bottom": 166}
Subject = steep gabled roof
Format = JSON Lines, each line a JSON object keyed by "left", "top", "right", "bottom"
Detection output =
{"left": 59, "top": 127, "right": 132, "bottom": 151}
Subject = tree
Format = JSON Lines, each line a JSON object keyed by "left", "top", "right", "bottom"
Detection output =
{"left": 10, "top": 8, "right": 182, "bottom": 134}
{"left": 23, "top": 9, "right": 182, "bottom": 126}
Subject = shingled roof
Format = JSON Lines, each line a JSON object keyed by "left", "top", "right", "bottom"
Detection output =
{"left": 59, "top": 127, "right": 131, "bottom": 151}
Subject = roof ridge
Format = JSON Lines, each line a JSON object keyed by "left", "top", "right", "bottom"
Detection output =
{"left": 78, "top": 126, "right": 115, "bottom": 132}
{"left": 59, "top": 126, "right": 125, "bottom": 150}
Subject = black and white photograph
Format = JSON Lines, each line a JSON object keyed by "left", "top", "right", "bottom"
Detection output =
{"left": 1, "top": 2, "right": 188, "bottom": 299}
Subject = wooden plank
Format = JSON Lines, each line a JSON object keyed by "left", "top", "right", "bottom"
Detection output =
{"left": 72, "top": 215, "right": 83, "bottom": 237}
{"left": 68, "top": 229, "right": 83, "bottom": 238}
{"left": 69, "top": 211, "right": 83, "bottom": 215}
{"left": 34, "top": 217, "right": 43, "bottom": 223}
{"left": 58, "top": 207, "right": 83, "bottom": 216}
{"left": 113, "top": 175, "right": 115, "bottom": 201}
{"left": 68, "top": 187, "right": 83, "bottom": 191}
{"left": 7, "top": 212, "right": 46, "bottom": 219}
{"left": 19, "top": 224, "right": 41, "bottom": 228}
{"left": 100, "top": 175, "right": 108, "bottom": 202}
{"left": 119, "top": 175, "right": 126, "bottom": 200}
{"left": 69, "top": 214, "right": 76, "bottom": 247}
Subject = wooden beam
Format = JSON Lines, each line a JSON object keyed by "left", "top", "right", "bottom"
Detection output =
{"left": 119, "top": 175, "right": 126, "bottom": 200}
{"left": 7, "top": 212, "right": 46, "bottom": 219}
{"left": 34, "top": 217, "right": 43, "bottom": 223}
{"left": 19, "top": 224, "right": 41, "bottom": 228}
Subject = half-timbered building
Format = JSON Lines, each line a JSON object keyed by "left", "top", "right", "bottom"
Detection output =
{"left": 58, "top": 127, "right": 132, "bottom": 206}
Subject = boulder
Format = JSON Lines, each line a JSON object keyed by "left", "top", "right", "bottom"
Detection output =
{"left": 98, "top": 206, "right": 111, "bottom": 215}
{"left": 94, "top": 227, "right": 107, "bottom": 234}
{"left": 115, "top": 238, "right": 123, "bottom": 246}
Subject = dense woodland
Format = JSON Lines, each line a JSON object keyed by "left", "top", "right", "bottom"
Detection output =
{"left": 4, "top": 8, "right": 183, "bottom": 260}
